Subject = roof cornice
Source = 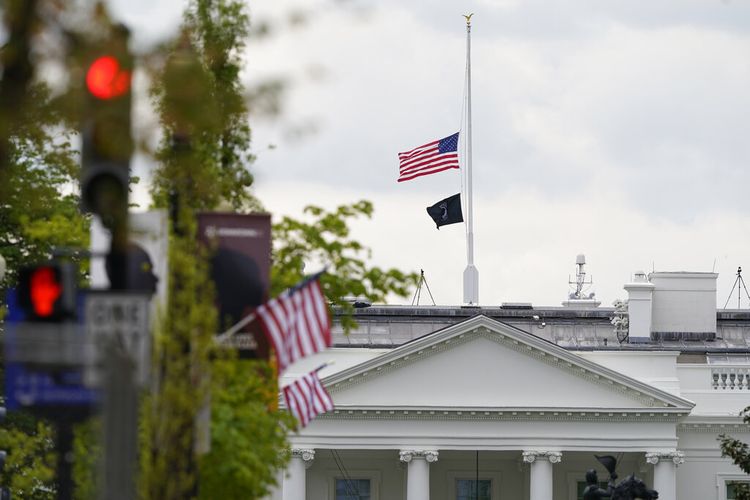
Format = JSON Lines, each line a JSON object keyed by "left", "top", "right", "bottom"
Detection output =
{"left": 323, "top": 315, "right": 695, "bottom": 411}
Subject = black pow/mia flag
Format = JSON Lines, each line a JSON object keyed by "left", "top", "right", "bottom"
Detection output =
{"left": 426, "top": 193, "right": 464, "bottom": 229}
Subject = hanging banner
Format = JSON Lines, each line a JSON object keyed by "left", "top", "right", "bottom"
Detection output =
{"left": 198, "top": 212, "right": 272, "bottom": 358}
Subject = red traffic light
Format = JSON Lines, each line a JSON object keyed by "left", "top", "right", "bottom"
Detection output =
{"left": 29, "top": 267, "right": 62, "bottom": 317}
{"left": 86, "top": 56, "right": 131, "bottom": 100}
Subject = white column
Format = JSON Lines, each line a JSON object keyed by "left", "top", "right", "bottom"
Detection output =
{"left": 646, "top": 451, "right": 684, "bottom": 500}
{"left": 283, "top": 448, "right": 315, "bottom": 500}
{"left": 523, "top": 451, "right": 562, "bottom": 500}
{"left": 264, "top": 468, "right": 284, "bottom": 500}
{"left": 400, "top": 450, "right": 439, "bottom": 500}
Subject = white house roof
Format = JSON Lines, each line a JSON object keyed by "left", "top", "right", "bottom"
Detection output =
{"left": 323, "top": 315, "right": 695, "bottom": 415}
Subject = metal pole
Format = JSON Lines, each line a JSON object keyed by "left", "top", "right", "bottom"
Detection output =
{"left": 56, "top": 421, "right": 74, "bottom": 500}
{"left": 737, "top": 267, "right": 742, "bottom": 309}
{"left": 100, "top": 25, "right": 136, "bottom": 497}
{"left": 462, "top": 14, "right": 479, "bottom": 305}
{"left": 101, "top": 337, "right": 138, "bottom": 500}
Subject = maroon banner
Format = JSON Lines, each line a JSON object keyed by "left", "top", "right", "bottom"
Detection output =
{"left": 198, "top": 213, "right": 272, "bottom": 357}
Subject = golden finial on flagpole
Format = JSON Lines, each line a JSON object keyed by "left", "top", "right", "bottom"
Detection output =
{"left": 463, "top": 13, "right": 474, "bottom": 26}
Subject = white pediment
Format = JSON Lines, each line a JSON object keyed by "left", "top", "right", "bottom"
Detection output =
{"left": 324, "top": 315, "right": 693, "bottom": 412}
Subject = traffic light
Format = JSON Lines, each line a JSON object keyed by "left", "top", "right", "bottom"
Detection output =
{"left": 16, "top": 262, "right": 77, "bottom": 322}
{"left": 80, "top": 23, "right": 133, "bottom": 222}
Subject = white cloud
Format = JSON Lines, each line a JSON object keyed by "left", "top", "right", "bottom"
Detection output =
{"left": 119, "top": 0, "right": 750, "bottom": 308}
{"left": 258, "top": 179, "right": 750, "bottom": 307}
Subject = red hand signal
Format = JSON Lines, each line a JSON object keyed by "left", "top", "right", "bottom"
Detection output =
{"left": 30, "top": 267, "right": 62, "bottom": 317}
{"left": 86, "top": 56, "right": 131, "bottom": 100}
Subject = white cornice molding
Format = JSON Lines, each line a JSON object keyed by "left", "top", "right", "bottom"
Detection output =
{"left": 320, "top": 407, "right": 687, "bottom": 423}
{"left": 679, "top": 423, "right": 749, "bottom": 433}
{"left": 322, "top": 315, "right": 694, "bottom": 411}
{"left": 678, "top": 415, "right": 749, "bottom": 433}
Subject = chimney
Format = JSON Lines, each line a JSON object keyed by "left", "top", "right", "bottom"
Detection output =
{"left": 624, "top": 271, "right": 654, "bottom": 343}
{"left": 649, "top": 272, "right": 717, "bottom": 341}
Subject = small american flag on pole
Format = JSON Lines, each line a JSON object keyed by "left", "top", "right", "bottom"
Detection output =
{"left": 283, "top": 368, "right": 334, "bottom": 428}
{"left": 397, "top": 132, "right": 460, "bottom": 182}
{"left": 256, "top": 271, "right": 331, "bottom": 374}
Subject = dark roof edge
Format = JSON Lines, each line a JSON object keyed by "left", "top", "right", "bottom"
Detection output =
{"left": 333, "top": 304, "right": 750, "bottom": 321}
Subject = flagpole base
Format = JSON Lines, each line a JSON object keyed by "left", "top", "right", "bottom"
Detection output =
{"left": 463, "top": 264, "right": 479, "bottom": 305}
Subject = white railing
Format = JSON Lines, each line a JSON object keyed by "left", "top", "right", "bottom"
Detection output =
{"left": 711, "top": 367, "right": 750, "bottom": 390}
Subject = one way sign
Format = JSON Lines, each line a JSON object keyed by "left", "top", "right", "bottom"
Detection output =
{"left": 84, "top": 292, "right": 151, "bottom": 387}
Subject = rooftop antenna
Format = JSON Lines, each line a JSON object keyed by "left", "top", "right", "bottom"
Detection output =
{"left": 412, "top": 269, "right": 436, "bottom": 306}
{"left": 568, "top": 254, "right": 594, "bottom": 299}
{"left": 723, "top": 266, "right": 750, "bottom": 309}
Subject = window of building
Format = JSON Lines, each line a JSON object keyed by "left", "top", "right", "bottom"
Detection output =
{"left": 334, "top": 478, "right": 371, "bottom": 500}
{"left": 727, "top": 481, "right": 750, "bottom": 500}
{"left": 576, "top": 481, "right": 609, "bottom": 500}
{"left": 456, "top": 479, "right": 491, "bottom": 500}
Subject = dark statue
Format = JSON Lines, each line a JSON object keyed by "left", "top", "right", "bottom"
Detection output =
{"left": 582, "top": 468, "right": 616, "bottom": 500}
{"left": 583, "top": 455, "right": 658, "bottom": 500}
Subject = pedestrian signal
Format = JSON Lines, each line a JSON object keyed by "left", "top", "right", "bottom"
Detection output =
{"left": 16, "top": 262, "right": 77, "bottom": 322}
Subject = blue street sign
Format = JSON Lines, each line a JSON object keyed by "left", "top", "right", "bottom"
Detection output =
{"left": 4, "top": 363, "right": 98, "bottom": 411}
{"left": 3, "top": 289, "right": 98, "bottom": 411}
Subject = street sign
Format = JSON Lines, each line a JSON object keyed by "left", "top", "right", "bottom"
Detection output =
{"left": 84, "top": 291, "right": 151, "bottom": 386}
{"left": 4, "top": 363, "right": 98, "bottom": 411}
{"left": 3, "top": 289, "right": 98, "bottom": 414}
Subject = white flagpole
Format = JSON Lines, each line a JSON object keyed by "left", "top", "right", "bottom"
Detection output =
{"left": 463, "top": 13, "right": 479, "bottom": 305}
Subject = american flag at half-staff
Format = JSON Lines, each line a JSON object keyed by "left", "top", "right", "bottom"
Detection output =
{"left": 282, "top": 368, "right": 334, "bottom": 428}
{"left": 397, "top": 132, "right": 460, "bottom": 182}
{"left": 255, "top": 271, "right": 332, "bottom": 374}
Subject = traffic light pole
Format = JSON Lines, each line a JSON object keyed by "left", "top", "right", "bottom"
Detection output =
{"left": 100, "top": 221, "right": 138, "bottom": 500}
{"left": 102, "top": 341, "right": 138, "bottom": 500}
{"left": 80, "top": 18, "right": 138, "bottom": 500}
{"left": 56, "top": 421, "right": 74, "bottom": 500}
{"left": 98, "top": 120, "right": 138, "bottom": 500}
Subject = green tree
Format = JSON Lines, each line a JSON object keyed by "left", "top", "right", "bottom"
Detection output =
{"left": 143, "top": 1, "right": 420, "bottom": 497}
{"left": 0, "top": 82, "right": 88, "bottom": 289}
{"left": 272, "top": 201, "right": 420, "bottom": 332}
{"left": 2, "top": 2, "right": 417, "bottom": 498}
{"left": 0, "top": 77, "right": 87, "bottom": 500}
{"left": 720, "top": 407, "right": 750, "bottom": 500}
{"left": 197, "top": 359, "right": 293, "bottom": 499}
{"left": 0, "top": 0, "right": 37, "bottom": 190}
{"left": 142, "top": 1, "right": 281, "bottom": 498}
{"left": 0, "top": 5, "right": 110, "bottom": 498}
{"left": 150, "top": 0, "right": 255, "bottom": 212}
{"left": 0, "top": 419, "right": 55, "bottom": 499}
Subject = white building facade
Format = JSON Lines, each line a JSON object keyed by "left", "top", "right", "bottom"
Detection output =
{"left": 269, "top": 272, "right": 750, "bottom": 500}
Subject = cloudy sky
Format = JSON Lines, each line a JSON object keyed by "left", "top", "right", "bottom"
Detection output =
{"left": 113, "top": 0, "right": 750, "bottom": 308}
